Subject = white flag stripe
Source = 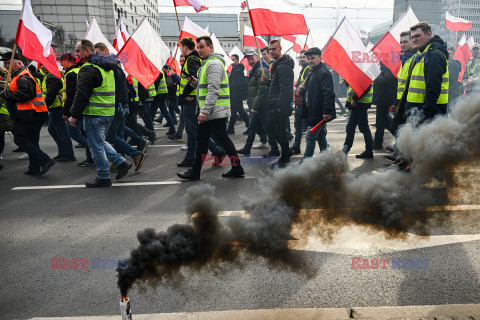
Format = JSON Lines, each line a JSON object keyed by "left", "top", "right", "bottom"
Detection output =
{"left": 211, "top": 32, "right": 233, "bottom": 70}
{"left": 248, "top": 0, "right": 303, "bottom": 14}
{"left": 446, "top": 11, "right": 471, "bottom": 24}
{"left": 85, "top": 17, "right": 117, "bottom": 54}
{"left": 389, "top": 7, "right": 419, "bottom": 42}
{"left": 21, "top": 0, "right": 52, "bottom": 57}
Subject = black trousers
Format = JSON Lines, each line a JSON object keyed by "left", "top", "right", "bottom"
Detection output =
{"left": 192, "top": 118, "right": 240, "bottom": 174}
{"left": 374, "top": 104, "right": 393, "bottom": 148}
{"left": 0, "top": 131, "right": 4, "bottom": 156}
{"left": 13, "top": 120, "right": 51, "bottom": 172}
{"left": 228, "top": 98, "right": 249, "bottom": 132}
{"left": 266, "top": 109, "right": 290, "bottom": 158}
{"left": 126, "top": 101, "right": 152, "bottom": 137}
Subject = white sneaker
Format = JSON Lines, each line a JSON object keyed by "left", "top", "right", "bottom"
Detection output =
{"left": 18, "top": 153, "right": 29, "bottom": 160}
{"left": 252, "top": 142, "right": 269, "bottom": 149}
{"left": 180, "top": 145, "right": 188, "bottom": 151}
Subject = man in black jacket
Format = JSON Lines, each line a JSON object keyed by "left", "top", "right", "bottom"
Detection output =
{"left": 264, "top": 39, "right": 294, "bottom": 167}
{"left": 40, "top": 64, "right": 76, "bottom": 162}
{"left": 300, "top": 47, "right": 335, "bottom": 161}
{"left": 372, "top": 63, "right": 397, "bottom": 150}
{"left": 291, "top": 50, "right": 311, "bottom": 155}
{"left": 447, "top": 47, "right": 462, "bottom": 111}
{"left": 0, "top": 54, "right": 54, "bottom": 176}
{"left": 61, "top": 53, "right": 94, "bottom": 167}
{"left": 227, "top": 54, "right": 249, "bottom": 134}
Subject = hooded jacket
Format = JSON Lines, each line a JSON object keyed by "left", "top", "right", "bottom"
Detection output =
{"left": 405, "top": 35, "right": 449, "bottom": 118}
{"left": 267, "top": 54, "right": 294, "bottom": 113}
{"left": 0, "top": 67, "right": 46, "bottom": 123}
{"left": 70, "top": 53, "right": 122, "bottom": 119}
{"left": 247, "top": 59, "right": 270, "bottom": 111}
{"left": 196, "top": 53, "right": 231, "bottom": 121}
{"left": 302, "top": 62, "right": 336, "bottom": 126}
{"left": 229, "top": 62, "right": 248, "bottom": 100}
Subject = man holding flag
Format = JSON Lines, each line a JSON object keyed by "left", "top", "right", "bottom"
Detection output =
{"left": 463, "top": 43, "right": 480, "bottom": 95}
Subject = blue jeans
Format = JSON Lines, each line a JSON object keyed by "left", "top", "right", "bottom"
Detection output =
{"left": 343, "top": 107, "right": 373, "bottom": 153}
{"left": 68, "top": 118, "right": 92, "bottom": 161}
{"left": 302, "top": 124, "right": 328, "bottom": 160}
{"left": 151, "top": 95, "right": 175, "bottom": 131}
{"left": 161, "top": 97, "right": 180, "bottom": 125}
{"left": 243, "top": 108, "right": 268, "bottom": 153}
{"left": 84, "top": 116, "right": 126, "bottom": 179}
{"left": 106, "top": 108, "right": 141, "bottom": 158}
{"left": 48, "top": 108, "right": 74, "bottom": 157}
{"left": 139, "top": 100, "right": 154, "bottom": 131}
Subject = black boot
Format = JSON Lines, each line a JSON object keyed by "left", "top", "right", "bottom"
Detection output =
{"left": 116, "top": 161, "right": 132, "bottom": 180}
{"left": 177, "top": 169, "right": 200, "bottom": 181}
{"left": 290, "top": 145, "right": 301, "bottom": 155}
{"left": 85, "top": 177, "right": 112, "bottom": 188}
{"left": 222, "top": 165, "right": 245, "bottom": 178}
{"left": 356, "top": 151, "right": 374, "bottom": 159}
{"left": 177, "top": 156, "right": 194, "bottom": 167}
{"left": 38, "top": 159, "right": 55, "bottom": 176}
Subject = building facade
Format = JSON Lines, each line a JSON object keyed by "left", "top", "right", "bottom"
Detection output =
{"left": 30, "top": 0, "right": 160, "bottom": 50}
{"left": 158, "top": 13, "right": 240, "bottom": 52}
{"left": 442, "top": 0, "right": 480, "bottom": 47}
{"left": 393, "top": 0, "right": 442, "bottom": 36}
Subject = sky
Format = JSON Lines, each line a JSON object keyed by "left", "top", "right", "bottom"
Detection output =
{"left": 1, "top": 0, "right": 395, "bottom": 47}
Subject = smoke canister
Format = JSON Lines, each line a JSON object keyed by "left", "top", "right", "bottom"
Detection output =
{"left": 120, "top": 297, "right": 132, "bottom": 320}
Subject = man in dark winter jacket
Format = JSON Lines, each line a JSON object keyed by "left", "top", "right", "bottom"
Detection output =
{"left": 94, "top": 43, "right": 146, "bottom": 173}
{"left": 227, "top": 54, "right": 249, "bottom": 134}
{"left": 299, "top": 47, "right": 335, "bottom": 160}
{"left": 237, "top": 50, "right": 270, "bottom": 156}
{"left": 68, "top": 40, "right": 131, "bottom": 187}
{"left": 40, "top": 64, "right": 76, "bottom": 162}
{"left": 447, "top": 47, "right": 462, "bottom": 110}
{"left": 0, "top": 53, "right": 54, "bottom": 176}
{"left": 372, "top": 63, "right": 397, "bottom": 150}
{"left": 263, "top": 39, "right": 295, "bottom": 167}
{"left": 291, "top": 50, "right": 311, "bottom": 155}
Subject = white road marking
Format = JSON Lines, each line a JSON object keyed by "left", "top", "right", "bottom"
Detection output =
{"left": 12, "top": 181, "right": 181, "bottom": 190}
{"left": 148, "top": 145, "right": 185, "bottom": 148}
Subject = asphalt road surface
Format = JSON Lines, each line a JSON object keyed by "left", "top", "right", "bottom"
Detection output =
{"left": 1, "top": 107, "right": 479, "bottom": 319}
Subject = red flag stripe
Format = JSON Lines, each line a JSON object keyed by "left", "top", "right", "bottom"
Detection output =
{"left": 249, "top": 9, "right": 308, "bottom": 36}
{"left": 446, "top": 19, "right": 472, "bottom": 31}
{"left": 372, "top": 32, "right": 402, "bottom": 77}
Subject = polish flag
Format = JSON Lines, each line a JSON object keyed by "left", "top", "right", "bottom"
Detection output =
{"left": 293, "top": 34, "right": 309, "bottom": 53}
{"left": 248, "top": 0, "right": 308, "bottom": 36}
{"left": 454, "top": 35, "right": 469, "bottom": 81}
{"left": 167, "top": 49, "right": 181, "bottom": 75}
{"left": 211, "top": 32, "right": 233, "bottom": 70}
{"left": 119, "top": 18, "right": 171, "bottom": 89}
{"left": 85, "top": 17, "right": 117, "bottom": 53}
{"left": 322, "top": 17, "right": 380, "bottom": 97}
{"left": 14, "top": 0, "right": 60, "bottom": 78}
{"left": 173, "top": 0, "right": 208, "bottom": 13}
{"left": 243, "top": 25, "right": 267, "bottom": 48}
{"left": 371, "top": 6, "right": 418, "bottom": 78}
{"left": 445, "top": 11, "right": 472, "bottom": 32}
{"left": 113, "top": 17, "right": 129, "bottom": 52}
{"left": 178, "top": 16, "right": 209, "bottom": 46}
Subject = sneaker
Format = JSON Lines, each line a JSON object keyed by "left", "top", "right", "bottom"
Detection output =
{"left": 252, "top": 142, "right": 269, "bottom": 149}
{"left": 176, "top": 137, "right": 183, "bottom": 143}
{"left": 56, "top": 156, "right": 76, "bottom": 163}
{"left": 383, "top": 155, "right": 397, "bottom": 163}
{"left": 222, "top": 166, "right": 245, "bottom": 178}
{"left": 177, "top": 169, "right": 200, "bottom": 181}
{"left": 177, "top": 156, "right": 194, "bottom": 167}
{"left": 85, "top": 177, "right": 112, "bottom": 188}
{"left": 236, "top": 148, "right": 250, "bottom": 157}
{"left": 78, "top": 159, "right": 95, "bottom": 167}
{"left": 19, "top": 153, "right": 29, "bottom": 160}
{"left": 290, "top": 145, "right": 301, "bottom": 155}
{"left": 12, "top": 147, "right": 25, "bottom": 153}
{"left": 115, "top": 161, "right": 132, "bottom": 180}
{"left": 134, "top": 153, "right": 146, "bottom": 172}
{"left": 109, "top": 164, "right": 118, "bottom": 172}
{"left": 180, "top": 145, "right": 188, "bottom": 151}
{"left": 38, "top": 159, "right": 55, "bottom": 176}
{"left": 356, "top": 151, "right": 374, "bottom": 159}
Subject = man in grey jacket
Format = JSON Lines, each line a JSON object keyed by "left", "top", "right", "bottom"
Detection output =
{"left": 177, "top": 36, "right": 244, "bottom": 180}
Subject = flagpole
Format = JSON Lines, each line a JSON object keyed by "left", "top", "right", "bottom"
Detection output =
{"left": 245, "top": 0, "right": 265, "bottom": 76}
{"left": 323, "top": 16, "right": 345, "bottom": 52}
{"left": 4, "top": 42, "right": 17, "bottom": 87}
{"left": 304, "top": 29, "right": 311, "bottom": 50}
{"left": 170, "top": 1, "right": 182, "bottom": 70}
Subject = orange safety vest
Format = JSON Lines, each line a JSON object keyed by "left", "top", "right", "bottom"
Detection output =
{"left": 8, "top": 68, "right": 47, "bottom": 112}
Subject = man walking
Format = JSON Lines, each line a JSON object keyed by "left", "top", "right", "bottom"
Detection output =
{"left": 291, "top": 50, "right": 311, "bottom": 155}
{"left": 68, "top": 40, "right": 131, "bottom": 188}
{"left": 447, "top": 47, "right": 462, "bottom": 110}
{"left": 227, "top": 54, "right": 249, "bottom": 134}
{"left": 0, "top": 53, "right": 55, "bottom": 176}
{"left": 177, "top": 36, "right": 244, "bottom": 180}
{"left": 463, "top": 43, "right": 480, "bottom": 95}
{"left": 299, "top": 47, "right": 335, "bottom": 160}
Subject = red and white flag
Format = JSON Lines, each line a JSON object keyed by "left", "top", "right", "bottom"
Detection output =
{"left": 113, "top": 16, "right": 129, "bottom": 52}
{"left": 210, "top": 32, "right": 233, "bottom": 70}
{"left": 454, "top": 35, "right": 469, "bottom": 82}
{"left": 322, "top": 17, "right": 380, "bottom": 97}
{"left": 372, "top": 6, "right": 418, "bottom": 77}
{"left": 445, "top": 11, "right": 472, "bottom": 32}
{"left": 15, "top": 0, "right": 60, "bottom": 77}
{"left": 85, "top": 17, "right": 117, "bottom": 53}
{"left": 173, "top": 0, "right": 208, "bottom": 13}
{"left": 243, "top": 25, "right": 267, "bottom": 48}
{"left": 178, "top": 16, "right": 209, "bottom": 46}
{"left": 248, "top": 0, "right": 308, "bottom": 36}
{"left": 119, "top": 18, "right": 171, "bottom": 89}
{"left": 228, "top": 46, "right": 251, "bottom": 74}
{"left": 293, "top": 34, "right": 309, "bottom": 53}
